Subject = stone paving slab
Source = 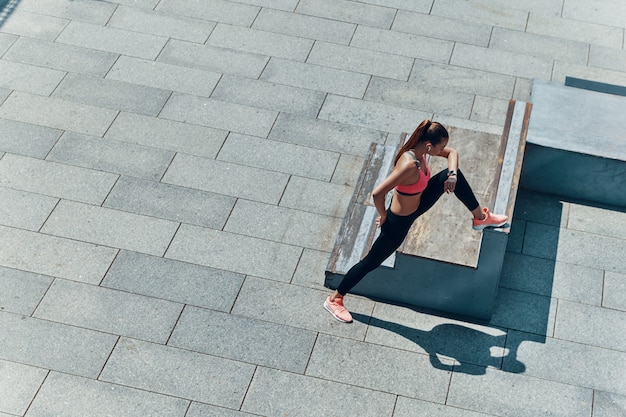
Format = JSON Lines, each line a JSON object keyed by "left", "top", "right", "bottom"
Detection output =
{"left": 0, "top": 267, "right": 52, "bottom": 316}
{"left": 0, "top": 359, "right": 47, "bottom": 416}
{"left": 0, "top": 9, "right": 67, "bottom": 40}
{"left": 0, "top": 59, "right": 65, "bottom": 96}
{"left": 0, "top": 186, "right": 58, "bottom": 231}
{"left": 0, "top": 118, "right": 61, "bottom": 159}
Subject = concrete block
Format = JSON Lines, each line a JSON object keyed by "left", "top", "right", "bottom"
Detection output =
{"left": 0, "top": 91, "right": 117, "bottom": 136}
{"left": 241, "top": 367, "right": 396, "bottom": 417}
{"left": 0, "top": 186, "right": 58, "bottom": 231}
{"left": 451, "top": 44, "right": 553, "bottom": 80}
{"left": 207, "top": 24, "right": 313, "bottom": 61}
{"left": 432, "top": 0, "right": 528, "bottom": 30}
{"left": 0, "top": 312, "right": 116, "bottom": 377}
{"left": 158, "top": 39, "right": 268, "bottom": 78}
{"left": 448, "top": 366, "right": 593, "bottom": 417}
{"left": 603, "top": 271, "right": 626, "bottom": 312}
{"left": 47, "top": 132, "right": 174, "bottom": 181}
{"left": 168, "top": 306, "right": 316, "bottom": 373}
{"left": 490, "top": 288, "right": 556, "bottom": 336}
{"left": 217, "top": 133, "right": 338, "bottom": 181}
{"left": 41, "top": 200, "right": 179, "bottom": 256}
{"left": 159, "top": 93, "right": 277, "bottom": 137}
{"left": 394, "top": 397, "right": 493, "bottom": 417}
{"left": 0, "top": 267, "right": 52, "bottom": 315}
{"left": 102, "top": 250, "right": 244, "bottom": 312}
{"left": 557, "top": 228, "right": 626, "bottom": 274}
{"left": 365, "top": 76, "right": 474, "bottom": 118}
{"left": 162, "top": 153, "right": 288, "bottom": 205}
{"left": 156, "top": 0, "right": 260, "bottom": 26}
{"left": 527, "top": 13, "right": 624, "bottom": 49}
{"left": 15, "top": 0, "right": 116, "bottom": 24}
{"left": 352, "top": 25, "right": 453, "bottom": 63}
{"left": 307, "top": 334, "right": 451, "bottom": 402}
{"left": 393, "top": 10, "right": 492, "bottom": 47}
{"left": 0, "top": 118, "right": 61, "bottom": 159}
{"left": 295, "top": 0, "right": 396, "bottom": 28}
{"left": 308, "top": 41, "right": 414, "bottom": 81}
{"left": 52, "top": 73, "right": 170, "bottom": 116}
{"left": 261, "top": 57, "right": 368, "bottom": 98}
{"left": 106, "top": 56, "right": 221, "bottom": 97}
{"left": 105, "top": 112, "right": 227, "bottom": 159}
{"left": 3, "top": 37, "right": 118, "bottom": 77}
{"left": 593, "top": 391, "right": 626, "bottom": 417}
{"left": 253, "top": 8, "right": 355, "bottom": 44}
{"left": 27, "top": 372, "right": 188, "bottom": 417}
{"left": 100, "top": 338, "right": 255, "bottom": 408}
{"left": 280, "top": 176, "right": 353, "bottom": 217}
{"left": 0, "top": 10, "right": 67, "bottom": 40}
{"left": 0, "top": 359, "right": 47, "bottom": 416}
{"left": 34, "top": 279, "right": 183, "bottom": 343}
{"left": 56, "top": 21, "right": 168, "bottom": 59}
{"left": 212, "top": 75, "right": 325, "bottom": 117}
{"left": 166, "top": 225, "right": 302, "bottom": 281}
{"left": 513, "top": 77, "right": 534, "bottom": 102}
{"left": 268, "top": 112, "right": 386, "bottom": 156}
{"left": 503, "top": 330, "right": 626, "bottom": 396}
{"left": 319, "top": 94, "right": 430, "bottom": 133}
{"left": 0, "top": 154, "right": 117, "bottom": 205}
{"left": 563, "top": 0, "right": 626, "bottom": 28}
{"left": 0, "top": 225, "right": 117, "bottom": 283}
{"left": 410, "top": 59, "right": 515, "bottom": 100}
{"left": 107, "top": 5, "right": 215, "bottom": 43}
{"left": 104, "top": 176, "right": 235, "bottom": 229}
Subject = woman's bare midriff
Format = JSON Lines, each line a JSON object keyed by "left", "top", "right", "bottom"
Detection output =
{"left": 390, "top": 190, "right": 422, "bottom": 216}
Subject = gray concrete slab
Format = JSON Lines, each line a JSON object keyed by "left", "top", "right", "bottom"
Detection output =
{"left": 0, "top": 59, "right": 65, "bottom": 95}
{"left": 0, "top": 267, "right": 52, "bottom": 316}
{"left": 0, "top": 118, "right": 62, "bottom": 159}
{"left": 0, "top": 186, "right": 58, "bottom": 231}
{"left": 0, "top": 359, "right": 47, "bottom": 416}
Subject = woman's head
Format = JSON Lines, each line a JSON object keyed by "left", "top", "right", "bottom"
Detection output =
{"left": 394, "top": 120, "right": 449, "bottom": 165}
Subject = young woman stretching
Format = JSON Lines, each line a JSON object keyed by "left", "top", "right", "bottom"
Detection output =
{"left": 324, "top": 119, "right": 509, "bottom": 323}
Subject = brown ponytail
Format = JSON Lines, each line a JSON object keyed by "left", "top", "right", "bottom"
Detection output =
{"left": 393, "top": 120, "right": 448, "bottom": 166}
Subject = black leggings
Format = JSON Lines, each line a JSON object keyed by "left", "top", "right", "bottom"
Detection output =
{"left": 336, "top": 169, "right": 480, "bottom": 295}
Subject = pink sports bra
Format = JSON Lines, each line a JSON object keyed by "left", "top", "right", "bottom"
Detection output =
{"left": 395, "top": 152, "right": 430, "bottom": 196}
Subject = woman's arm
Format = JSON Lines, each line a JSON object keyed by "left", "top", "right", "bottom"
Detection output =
{"left": 371, "top": 156, "right": 415, "bottom": 225}
{"left": 437, "top": 146, "right": 459, "bottom": 193}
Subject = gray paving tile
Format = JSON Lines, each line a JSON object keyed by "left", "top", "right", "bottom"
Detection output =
{"left": 0, "top": 118, "right": 61, "bottom": 158}
{"left": 107, "top": 5, "right": 215, "bottom": 43}
{"left": 47, "top": 132, "right": 174, "bottom": 181}
{"left": 211, "top": 75, "right": 326, "bottom": 117}
{"left": 552, "top": 60, "right": 626, "bottom": 87}
{"left": 16, "top": 0, "right": 116, "bottom": 24}
{"left": 295, "top": 0, "right": 396, "bottom": 28}
{"left": 168, "top": 306, "right": 316, "bottom": 373}
{"left": 231, "top": 277, "right": 373, "bottom": 340}
{"left": 162, "top": 153, "right": 288, "bottom": 205}
{"left": 156, "top": 0, "right": 260, "bottom": 26}
{"left": 34, "top": 279, "right": 183, "bottom": 343}
{"left": 52, "top": 73, "right": 171, "bottom": 116}
{"left": 27, "top": 372, "right": 188, "bottom": 417}
{"left": 476, "top": 0, "right": 564, "bottom": 16}
{"left": 593, "top": 391, "right": 626, "bottom": 417}
{"left": 393, "top": 9, "right": 492, "bottom": 47}
{"left": 104, "top": 176, "right": 235, "bottom": 228}
{"left": 0, "top": 312, "right": 116, "bottom": 377}
{"left": 157, "top": 39, "right": 269, "bottom": 79}
{"left": 0, "top": 154, "right": 117, "bottom": 205}
{"left": 364, "top": 76, "right": 474, "bottom": 118}
{"left": 432, "top": 0, "right": 529, "bottom": 30}
{"left": 253, "top": 8, "right": 355, "bottom": 44}
{"left": 159, "top": 93, "right": 277, "bottom": 137}
{"left": 268, "top": 112, "right": 386, "bottom": 156}
{"left": 105, "top": 112, "right": 227, "bottom": 159}
{"left": 603, "top": 271, "right": 626, "bottom": 312}
{"left": 41, "top": 200, "right": 179, "bottom": 256}
{"left": 3, "top": 37, "right": 118, "bottom": 77}
{"left": 241, "top": 367, "right": 396, "bottom": 417}
{"left": 308, "top": 41, "right": 414, "bottom": 81}
{"left": 505, "top": 218, "right": 526, "bottom": 253}
{"left": 0, "top": 91, "right": 118, "bottom": 137}
{"left": 319, "top": 94, "right": 430, "bottom": 133}
{"left": 511, "top": 189, "right": 568, "bottom": 227}
{"left": 106, "top": 55, "right": 221, "bottom": 97}
{"left": 563, "top": 0, "right": 626, "bottom": 28}
{"left": 470, "top": 95, "right": 509, "bottom": 125}
{"left": 56, "top": 21, "right": 168, "bottom": 59}
{"left": 0, "top": 359, "right": 47, "bottom": 416}
{"left": 0, "top": 267, "right": 52, "bottom": 316}
{"left": 100, "top": 338, "right": 255, "bottom": 409}
{"left": 0, "top": 225, "right": 117, "bottom": 283}
{"left": 0, "top": 186, "right": 58, "bottom": 231}
{"left": 331, "top": 153, "right": 366, "bottom": 187}
{"left": 447, "top": 366, "right": 593, "bottom": 417}
{"left": 0, "top": 9, "right": 67, "bottom": 40}
{"left": 307, "top": 334, "right": 451, "bottom": 403}
{"left": 207, "top": 24, "right": 313, "bottom": 62}
{"left": 503, "top": 330, "right": 626, "bottom": 397}
{"left": 527, "top": 13, "right": 624, "bottom": 49}
{"left": 291, "top": 248, "right": 332, "bottom": 291}
{"left": 490, "top": 288, "right": 556, "bottom": 336}
{"left": 356, "top": 0, "right": 433, "bottom": 13}
{"left": 352, "top": 25, "right": 453, "bottom": 63}
{"left": 280, "top": 176, "right": 353, "bottom": 217}
{"left": 260, "top": 57, "right": 369, "bottom": 99}
{"left": 591, "top": 44, "right": 626, "bottom": 73}
{"left": 166, "top": 225, "right": 301, "bottom": 281}
{"left": 567, "top": 203, "right": 626, "bottom": 241}
{"left": 393, "top": 397, "right": 493, "bottom": 417}
{"left": 218, "top": 133, "right": 339, "bottom": 181}
{"left": 102, "top": 250, "right": 244, "bottom": 312}
{"left": 186, "top": 402, "right": 257, "bottom": 417}
{"left": 522, "top": 221, "right": 560, "bottom": 260}
{"left": 556, "top": 228, "right": 626, "bottom": 274}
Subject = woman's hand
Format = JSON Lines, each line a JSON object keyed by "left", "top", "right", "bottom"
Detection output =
{"left": 375, "top": 213, "right": 386, "bottom": 228}
{"left": 444, "top": 175, "right": 457, "bottom": 193}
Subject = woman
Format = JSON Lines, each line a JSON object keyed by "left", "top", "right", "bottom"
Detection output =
{"left": 324, "top": 120, "right": 509, "bottom": 323}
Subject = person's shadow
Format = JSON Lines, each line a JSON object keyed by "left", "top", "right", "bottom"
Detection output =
{"left": 352, "top": 312, "right": 526, "bottom": 375}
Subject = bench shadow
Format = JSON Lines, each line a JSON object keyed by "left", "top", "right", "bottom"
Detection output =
{"left": 0, "top": 0, "right": 20, "bottom": 29}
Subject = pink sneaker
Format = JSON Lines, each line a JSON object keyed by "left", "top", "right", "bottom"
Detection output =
{"left": 472, "top": 207, "right": 509, "bottom": 230}
{"left": 324, "top": 295, "right": 353, "bottom": 323}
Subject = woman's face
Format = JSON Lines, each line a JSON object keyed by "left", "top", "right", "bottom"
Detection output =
{"left": 428, "top": 137, "right": 449, "bottom": 155}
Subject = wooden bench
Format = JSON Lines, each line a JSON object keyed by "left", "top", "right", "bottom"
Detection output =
{"left": 325, "top": 100, "right": 532, "bottom": 321}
